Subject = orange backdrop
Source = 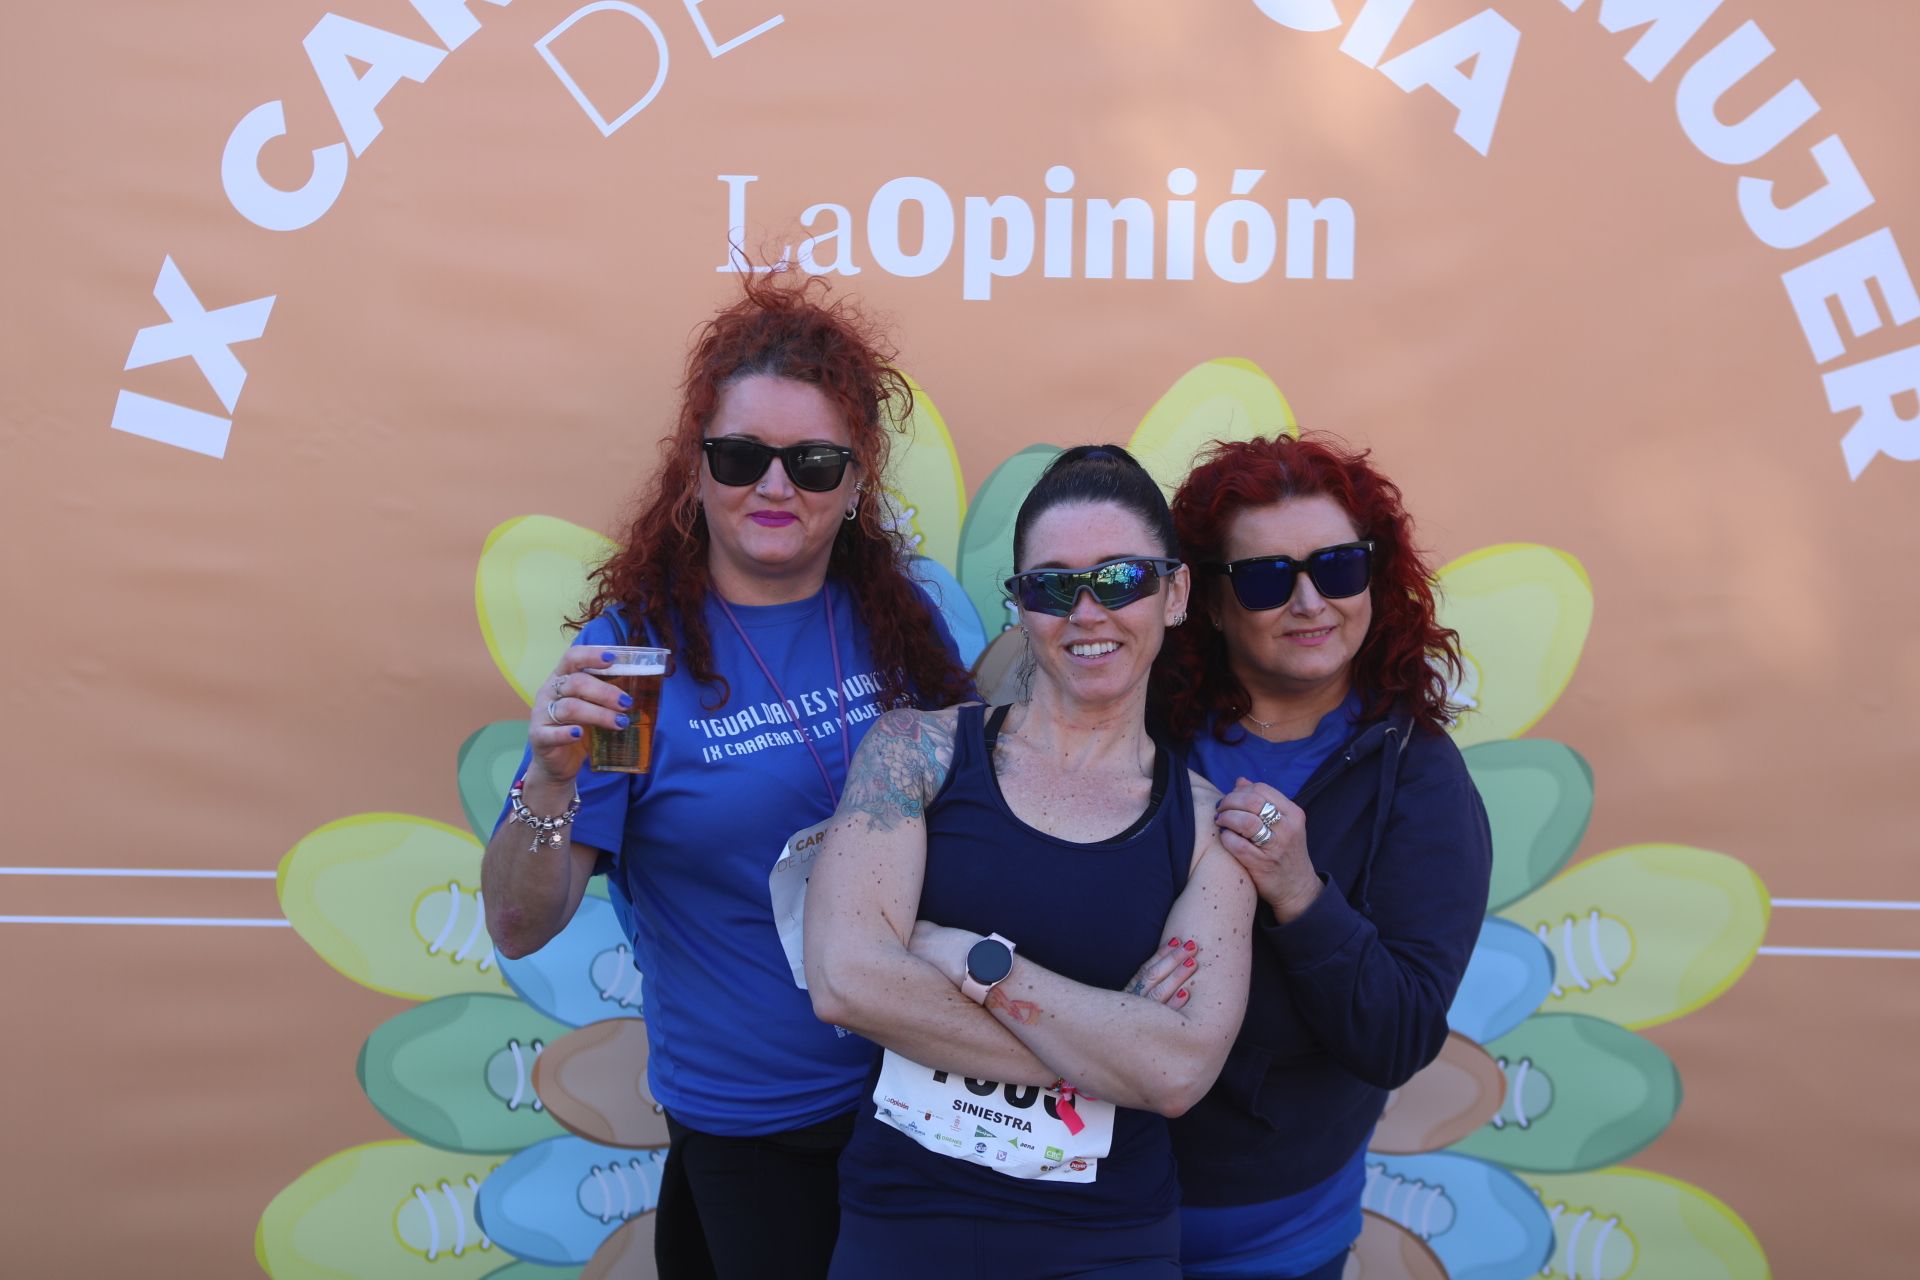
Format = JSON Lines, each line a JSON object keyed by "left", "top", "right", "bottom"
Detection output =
{"left": 6, "top": 2, "right": 1918, "bottom": 1276}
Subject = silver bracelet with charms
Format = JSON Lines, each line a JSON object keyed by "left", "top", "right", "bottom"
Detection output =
{"left": 508, "top": 777, "right": 581, "bottom": 852}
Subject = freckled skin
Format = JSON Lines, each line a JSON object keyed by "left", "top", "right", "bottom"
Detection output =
{"left": 989, "top": 726, "right": 1154, "bottom": 844}
{"left": 986, "top": 501, "right": 1190, "bottom": 841}
{"left": 805, "top": 496, "right": 1256, "bottom": 1116}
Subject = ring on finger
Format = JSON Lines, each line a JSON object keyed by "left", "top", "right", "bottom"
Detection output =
{"left": 1251, "top": 821, "right": 1274, "bottom": 847}
{"left": 546, "top": 698, "right": 565, "bottom": 725}
{"left": 1256, "top": 800, "right": 1281, "bottom": 825}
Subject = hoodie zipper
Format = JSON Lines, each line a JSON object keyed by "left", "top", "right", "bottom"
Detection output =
{"left": 1288, "top": 712, "right": 1414, "bottom": 916}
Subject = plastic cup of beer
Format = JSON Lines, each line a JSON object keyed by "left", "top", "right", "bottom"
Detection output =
{"left": 586, "top": 646, "right": 669, "bottom": 773}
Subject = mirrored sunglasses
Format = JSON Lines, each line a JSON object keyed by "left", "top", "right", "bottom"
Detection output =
{"left": 1004, "top": 557, "right": 1181, "bottom": 617}
{"left": 701, "top": 437, "right": 854, "bottom": 493}
{"left": 1200, "top": 541, "right": 1373, "bottom": 612}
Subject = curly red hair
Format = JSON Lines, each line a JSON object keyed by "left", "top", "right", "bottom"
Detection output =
{"left": 576, "top": 272, "right": 972, "bottom": 712}
{"left": 1156, "top": 433, "right": 1461, "bottom": 739}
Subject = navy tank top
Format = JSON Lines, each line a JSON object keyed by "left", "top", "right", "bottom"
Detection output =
{"left": 837, "top": 702, "right": 1196, "bottom": 1224}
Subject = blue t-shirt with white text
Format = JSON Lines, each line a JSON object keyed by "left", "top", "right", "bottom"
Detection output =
{"left": 504, "top": 580, "right": 958, "bottom": 1136}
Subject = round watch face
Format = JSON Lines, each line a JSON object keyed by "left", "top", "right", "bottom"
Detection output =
{"left": 966, "top": 938, "right": 1015, "bottom": 986}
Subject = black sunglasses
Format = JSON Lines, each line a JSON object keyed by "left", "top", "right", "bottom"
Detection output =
{"left": 702, "top": 437, "right": 855, "bottom": 493}
{"left": 1004, "top": 557, "right": 1181, "bottom": 618}
{"left": 1201, "top": 541, "right": 1374, "bottom": 611}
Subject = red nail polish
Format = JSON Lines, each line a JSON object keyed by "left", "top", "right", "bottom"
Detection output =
{"left": 1168, "top": 937, "right": 1180, "bottom": 948}
{"left": 1184, "top": 956, "right": 1195, "bottom": 967}
{"left": 1184, "top": 940, "right": 1197, "bottom": 951}
{"left": 1177, "top": 989, "right": 1188, "bottom": 999}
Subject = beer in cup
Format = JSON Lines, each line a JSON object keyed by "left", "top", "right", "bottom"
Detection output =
{"left": 586, "top": 646, "right": 669, "bottom": 773}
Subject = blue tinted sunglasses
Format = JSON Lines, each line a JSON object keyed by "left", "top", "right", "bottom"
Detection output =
{"left": 1004, "top": 557, "right": 1181, "bottom": 617}
{"left": 1201, "top": 541, "right": 1373, "bottom": 611}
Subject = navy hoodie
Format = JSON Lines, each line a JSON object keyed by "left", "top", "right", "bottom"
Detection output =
{"left": 1171, "top": 708, "right": 1493, "bottom": 1205}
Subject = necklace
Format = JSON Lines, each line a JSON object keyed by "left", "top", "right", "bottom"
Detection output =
{"left": 1243, "top": 708, "right": 1281, "bottom": 732}
{"left": 713, "top": 585, "right": 850, "bottom": 809}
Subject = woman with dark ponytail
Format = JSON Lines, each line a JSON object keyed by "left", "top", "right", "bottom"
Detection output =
{"left": 807, "top": 445, "right": 1255, "bottom": 1278}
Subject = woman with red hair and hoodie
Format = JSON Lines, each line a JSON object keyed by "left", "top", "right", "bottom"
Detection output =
{"left": 1155, "top": 433, "right": 1493, "bottom": 1280}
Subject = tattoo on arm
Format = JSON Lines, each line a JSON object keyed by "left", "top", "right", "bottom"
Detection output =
{"left": 836, "top": 710, "right": 956, "bottom": 831}
{"left": 986, "top": 986, "right": 1043, "bottom": 1025}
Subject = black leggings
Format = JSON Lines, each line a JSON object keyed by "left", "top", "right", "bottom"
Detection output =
{"left": 655, "top": 1110, "right": 855, "bottom": 1280}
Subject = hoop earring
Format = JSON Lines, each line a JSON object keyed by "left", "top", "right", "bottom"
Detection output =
{"left": 845, "top": 481, "right": 863, "bottom": 522}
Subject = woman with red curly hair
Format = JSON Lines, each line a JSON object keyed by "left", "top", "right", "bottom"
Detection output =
{"left": 1155, "top": 434, "right": 1492, "bottom": 1280}
{"left": 482, "top": 274, "right": 972, "bottom": 1280}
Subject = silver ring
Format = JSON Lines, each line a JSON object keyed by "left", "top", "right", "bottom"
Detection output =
{"left": 1251, "top": 822, "right": 1274, "bottom": 848}
{"left": 1257, "top": 800, "right": 1281, "bottom": 825}
{"left": 546, "top": 698, "right": 565, "bottom": 725}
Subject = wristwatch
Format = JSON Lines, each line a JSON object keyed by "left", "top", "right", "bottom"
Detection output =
{"left": 960, "top": 933, "right": 1017, "bottom": 1004}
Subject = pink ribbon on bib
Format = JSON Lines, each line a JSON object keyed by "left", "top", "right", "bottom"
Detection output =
{"left": 1055, "top": 1083, "right": 1086, "bottom": 1137}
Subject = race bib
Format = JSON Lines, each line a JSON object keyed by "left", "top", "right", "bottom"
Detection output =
{"left": 768, "top": 817, "right": 832, "bottom": 989}
{"left": 873, "top": 1049, "right": 1116, "bottom": 1183}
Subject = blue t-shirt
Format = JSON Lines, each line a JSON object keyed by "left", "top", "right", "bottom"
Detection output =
{"left": 1181, "top": 693, "right": 1366, "bottom": 1276}
{"left": 1178, "top": 1145, "right": 1366, "bottom": 1277}
{"left": 511, "top": 580, "right": 959, "bottom": 1136}
{"left": 1187, "top": 694, "right": 1363, "bottom": 805}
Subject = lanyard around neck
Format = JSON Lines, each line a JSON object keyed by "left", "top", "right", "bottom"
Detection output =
{"left": 714, "top": 584, "right": 851, "bottom": 810}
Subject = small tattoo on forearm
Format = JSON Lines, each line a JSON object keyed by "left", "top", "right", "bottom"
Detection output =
{"left": 986, "top": 987, "right": 1043, "bottom": 1025}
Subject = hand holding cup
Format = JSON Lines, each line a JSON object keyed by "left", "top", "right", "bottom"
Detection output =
{"left": 583, "top": 647, "right": 668, "bottom": 773}
{"left": 529, "top": 645, "right": 668, "bottom": 787}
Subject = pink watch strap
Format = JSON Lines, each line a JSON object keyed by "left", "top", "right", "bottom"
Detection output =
{"left": 960, "top": 933, "right": 1016, "bottom": 1004}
